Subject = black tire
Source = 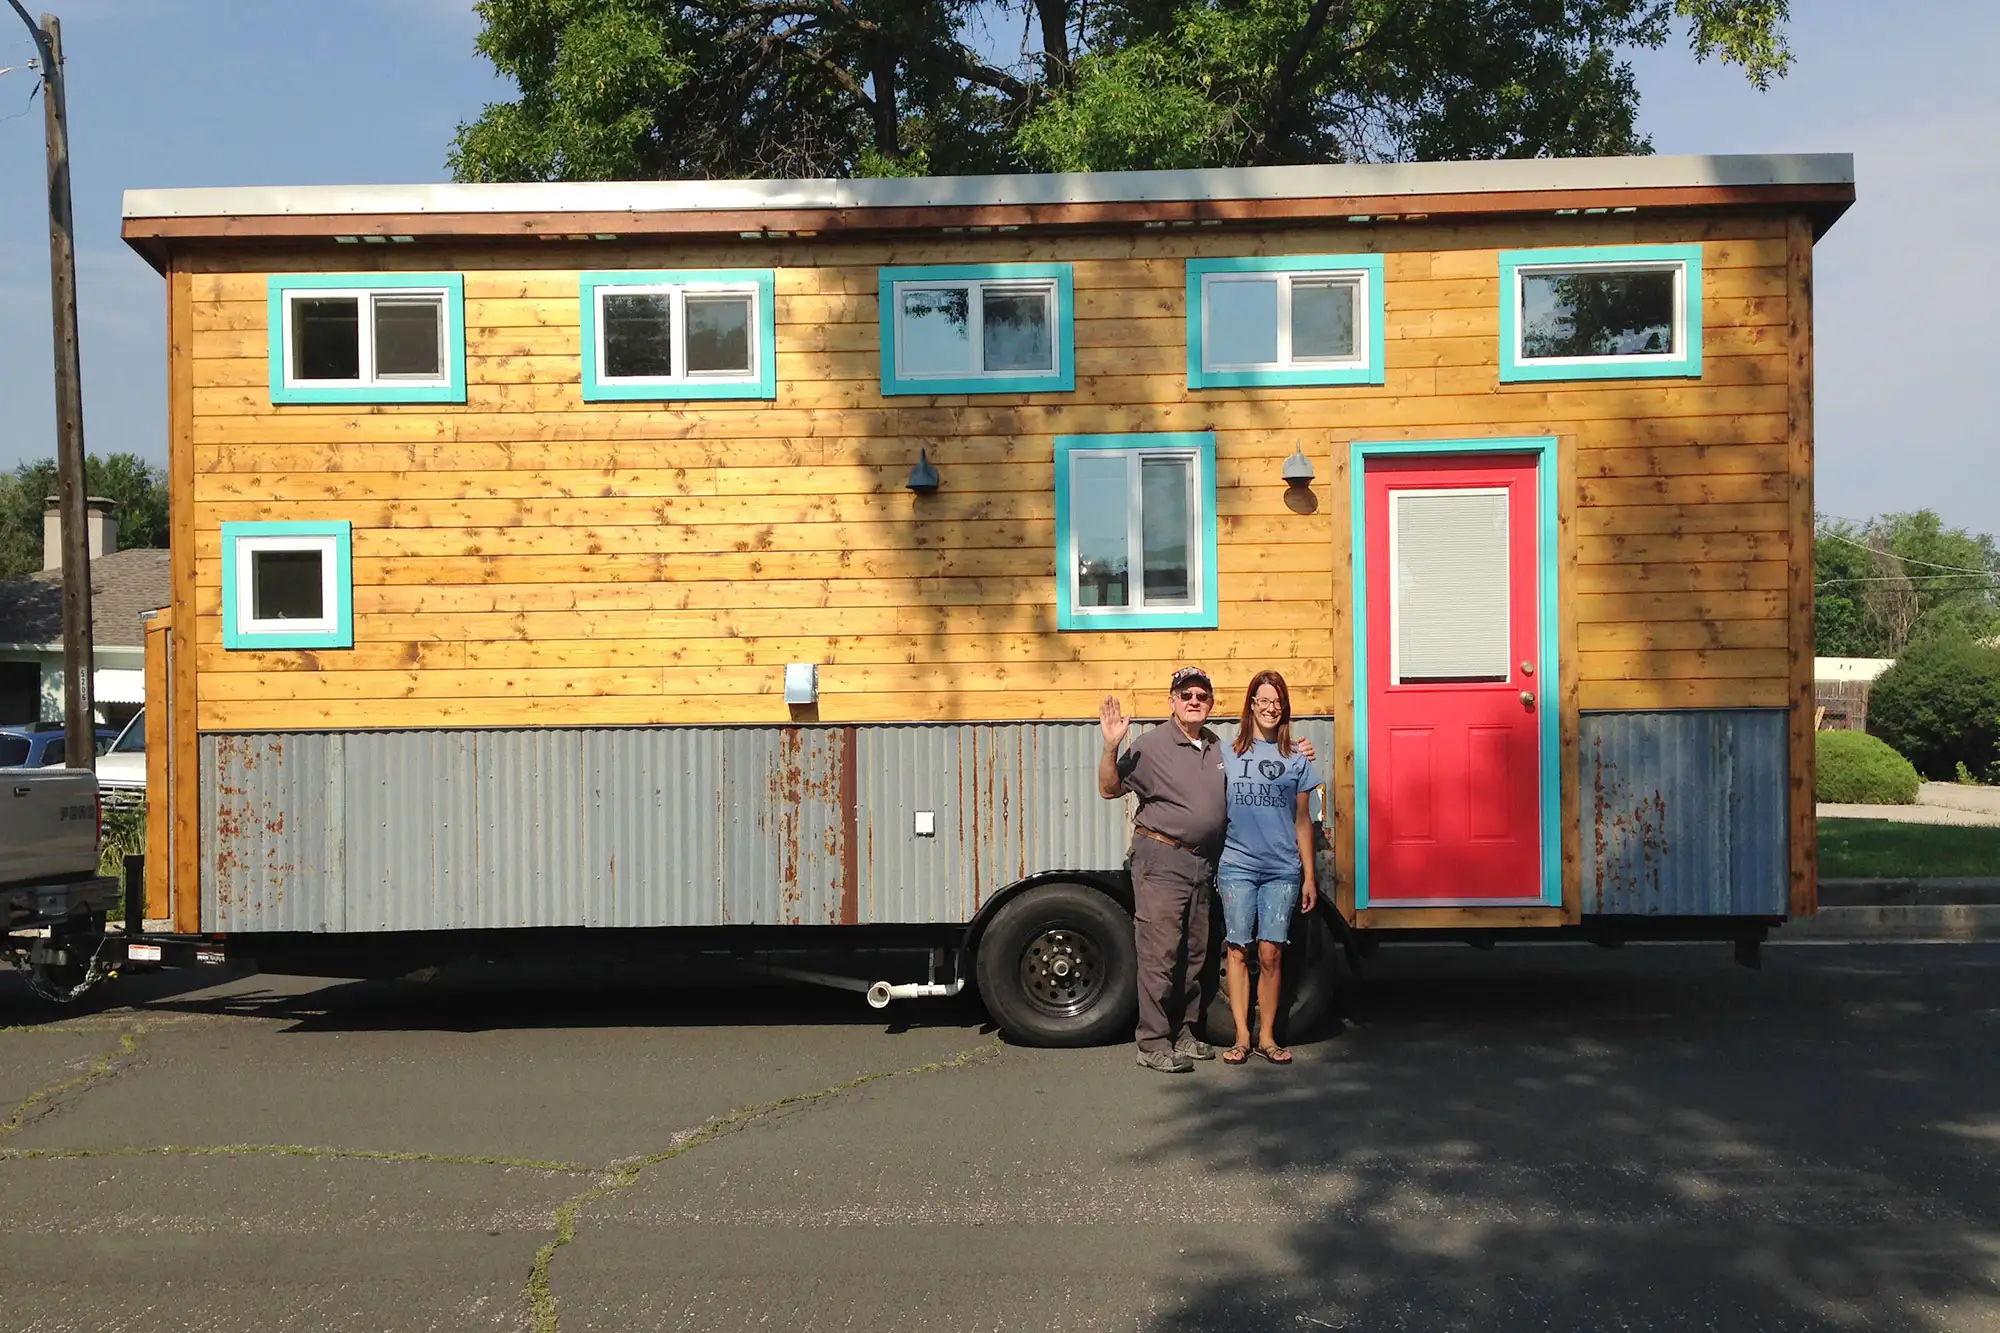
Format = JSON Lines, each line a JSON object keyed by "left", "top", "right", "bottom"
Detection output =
{"left": 1202, "top": 905, "right": 1343, "bottom": 1048}
{"left": 974, "top": 883, "right": 1138, "bottom": 1047}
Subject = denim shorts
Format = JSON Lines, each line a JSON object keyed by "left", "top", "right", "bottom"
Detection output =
{"left": 1216, "top": 872, "right": 1302, "bottom": 946}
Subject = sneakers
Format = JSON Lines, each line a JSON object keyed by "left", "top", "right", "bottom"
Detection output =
{"left": 1135, "top": 1047, "right": 1194, "bottom": 1074}
{"left": 1173, "top": 1033, "right": 1217, "bottom": 1062}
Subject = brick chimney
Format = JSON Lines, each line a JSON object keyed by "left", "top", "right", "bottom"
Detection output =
{"left": 41, "top": 496, "right": 118, "bottom": 571}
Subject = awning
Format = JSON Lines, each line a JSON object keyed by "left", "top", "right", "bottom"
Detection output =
{"left": 94, "top": 668, "right": 146, "bottom": 704}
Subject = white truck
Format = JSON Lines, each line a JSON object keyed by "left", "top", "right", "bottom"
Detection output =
{"left": 2, "top": 765, "right": 122, "bottom": 997}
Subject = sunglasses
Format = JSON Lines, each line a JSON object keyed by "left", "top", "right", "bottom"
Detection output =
{"left": 1175, "top": 688, "right": 1212, "bottom": 702}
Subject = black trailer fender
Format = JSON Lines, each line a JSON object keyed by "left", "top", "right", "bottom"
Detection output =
{"left": 964, "top": 869, "right": 1133, "bottom": 956}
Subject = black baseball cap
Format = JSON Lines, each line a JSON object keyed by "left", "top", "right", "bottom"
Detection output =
{"left": 1169, "top": 666, "right": 1213, "bottom": 695}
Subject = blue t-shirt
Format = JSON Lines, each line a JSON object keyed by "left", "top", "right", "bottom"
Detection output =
{"left": 1217, "top": 739, "right": 1323, "bottom": 881}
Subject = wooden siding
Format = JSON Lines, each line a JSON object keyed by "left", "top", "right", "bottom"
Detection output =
{"left": 181, "top": 215, "right": 1798, "bottom": 737}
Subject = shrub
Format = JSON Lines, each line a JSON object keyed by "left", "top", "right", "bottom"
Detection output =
{"left": 1817, "top": 730, "right": 1921, "bottom": 804}
{"left": 1866, "top": 637, "right": 2000, "bottom": 781}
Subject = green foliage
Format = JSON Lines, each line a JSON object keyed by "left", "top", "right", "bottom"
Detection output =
{"left": 0, "top": 455, "right": 171, "bottom": 580}
{"left": 1866, "top": 637, "right": 2000, "bottom": 783}
{"left": 452, "top": 0, "right": 1792, "bottom": 182}
{"left": 99, "top": 802, "right": 145, "bottom": 880}
{"left": 1814, "top": 511, "right": 2000, "bottom": 658}
{"left": 1814, "top": 730, "right": 1920, "bottom": 805}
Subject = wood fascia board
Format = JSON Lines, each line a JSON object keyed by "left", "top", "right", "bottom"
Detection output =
{"left": 121, "top": 181, "right": 1856, "bottom": 265}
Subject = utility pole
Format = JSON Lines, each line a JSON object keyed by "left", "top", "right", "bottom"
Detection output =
{"left": 7, "top": 4, "right": 94, "bottom": 767}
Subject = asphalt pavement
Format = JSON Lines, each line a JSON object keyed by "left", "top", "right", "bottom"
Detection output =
{"left": 2, "top": 942, "right": 1997, "bottom": 1332}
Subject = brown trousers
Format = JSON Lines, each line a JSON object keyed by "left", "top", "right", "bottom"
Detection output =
{"left": 1129, "top": 836, "right": 1216, "bottom": 1051}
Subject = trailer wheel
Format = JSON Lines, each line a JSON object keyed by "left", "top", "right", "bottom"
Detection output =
{"left": 1202, "top": 906, "right": 1342, "bottom": 1048}
{"left": 974, "top": 883, "right": 1137, "bottom": 1047}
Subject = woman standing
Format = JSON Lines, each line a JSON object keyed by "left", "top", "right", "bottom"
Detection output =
{"left": 1216, "top": 670, "right": 1323, "bottom": 1066}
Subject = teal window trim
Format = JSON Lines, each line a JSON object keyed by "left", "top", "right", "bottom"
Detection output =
{"left": 267, "top": 273, "right": 466, "bottom": 405}
{"left": 579, "top": 269, "right": 777, "bottom": 402}
{"left": 1498, "top": 244, "right": 1702, "bottom": 383}
{"left": 220, "top": 520, "right": 354, "bottom": 650}
{"left": 1186, "top": 254, "right": 1386, "bottom": 389}
{"left": 878, "top": 263, "right": 1075, "bottom": 396}
{"left": 1055, "top": 432, "right": 1218, "bottom": 632}
{"left": 1348, "top": 436, "right": 1560, "bottom": 910}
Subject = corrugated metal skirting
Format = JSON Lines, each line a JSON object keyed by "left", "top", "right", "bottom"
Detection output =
{"left": 1581, "top": 709, "right": 1789, "bottom": 916}
{"left": 201, "top": 719, "right": 1333, "bottom": 934}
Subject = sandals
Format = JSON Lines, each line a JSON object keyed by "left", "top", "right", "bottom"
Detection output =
{"left": 1252, "top": 1044, "right": 1294, "bottom": 1065}
{"left": 1222, "top": 1044, "right": 1251, "bottom": 1065}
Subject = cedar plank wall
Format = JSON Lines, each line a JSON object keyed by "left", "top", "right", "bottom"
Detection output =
{"left": 181, "top": 214, "right": 1795, "bottom": 742}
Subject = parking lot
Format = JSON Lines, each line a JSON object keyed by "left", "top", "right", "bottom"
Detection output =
{"left": 2, "top": 941, "right": 1997, "bottom": 1332}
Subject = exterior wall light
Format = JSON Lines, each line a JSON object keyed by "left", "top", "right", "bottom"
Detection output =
{"left": 906, "top": 448, "right": 940, "bottom": 494}
{"left": 1282, "top": 443, "right": 1318, "bottom": 515}
{"left": 784, "top": 663, "right": 819, "bottom": 704}
{"left": 1282, "top": 443, "right": 1315, "bottom": 485}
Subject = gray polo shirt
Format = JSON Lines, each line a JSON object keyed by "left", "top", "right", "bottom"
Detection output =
{"left": 1114, "top": 722, "right": 1228, "bottom": 850}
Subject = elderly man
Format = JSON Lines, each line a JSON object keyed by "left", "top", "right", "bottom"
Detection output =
{"left": 1099, "top": 666, "right": 1228, "bottom": 1073}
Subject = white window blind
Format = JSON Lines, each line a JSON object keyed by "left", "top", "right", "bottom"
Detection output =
{"left": 1391, "top": 489, "right": 1511, "bottom": 683}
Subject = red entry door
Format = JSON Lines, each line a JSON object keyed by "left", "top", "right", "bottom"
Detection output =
{"left": 1364, "top": 454, "right": 1543, "bottom": 904}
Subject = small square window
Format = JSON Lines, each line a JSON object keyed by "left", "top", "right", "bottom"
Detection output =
{"left": 879, "top": 265, "right": 1074, "bottom": 396}
{"left": 1056, "top": 433, "right": 1217, "bottom": 631}
{"left": 1499, "top": 245, "right": 1703, "bottom": 382}
{"left": 221, "top": 522, "right": 353, "bottom": 650}
{"left": 581, "top": 271, "right": 775, "bottom": 401}
{"left": 268, "top": 275, "right": 465, "bottom": 405}
{"left": 1187, "top": 256, "right": 1384, "bottom": 389}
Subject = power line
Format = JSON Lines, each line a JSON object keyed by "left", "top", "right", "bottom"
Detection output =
{"left": 1819, "top": 529, "right": 1998, "bottom": 577}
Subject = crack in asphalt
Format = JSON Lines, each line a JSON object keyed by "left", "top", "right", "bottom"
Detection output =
{"left": 0, "top": 1024, "right": 147, "bottom": 1139}
{"left": 0, "top": 1142, "right": 597, "bottom": 1174}
{"left": 526, "top": 1037, "right": 1004, "bottom": 1333}
{"left": 2, "top": 1012, "right": 1005, "bottom": 1333}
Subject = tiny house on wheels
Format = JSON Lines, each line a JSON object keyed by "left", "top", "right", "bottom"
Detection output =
{"left": 116, "top": 153, "right": 1852, "bottom": 1044}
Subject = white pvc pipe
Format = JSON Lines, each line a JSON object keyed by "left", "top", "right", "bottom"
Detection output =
{"left": 866, "top": 978, "right": 966, "bottom": 1009}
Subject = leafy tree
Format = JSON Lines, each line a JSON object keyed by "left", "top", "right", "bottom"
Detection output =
{"left": 0, "top": 455, "right": 171, "bottom": 580}
{"left": 1865, "top": 637, "right": 2000, "bottom": 783}
{"left": 451, "top": 0, "right": 1793, "bottom": 182}
{"left": 1814, "top": 511, "right": 2000, "bottom": 658}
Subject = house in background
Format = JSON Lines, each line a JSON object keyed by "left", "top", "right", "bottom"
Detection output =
{"left": 1813, "top": 655, "right": 1896, "bottom": 733}
{"left": 0, "top": 498, "right": 169, "bottom": 730}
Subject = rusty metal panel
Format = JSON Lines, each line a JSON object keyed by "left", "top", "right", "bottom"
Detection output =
{"left": 202, "top": 718, "right": 1332, "bottom": 933}
{"left": 855, "top": 717, "right": 1335, "bottom": 924}
{"left": 202, "top": 732, "right": 340, "bottom": 933}
{"left": 1582, "top": 710, "right": 1789, "bottom": 916}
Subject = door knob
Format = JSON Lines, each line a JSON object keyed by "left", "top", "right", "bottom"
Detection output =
{"left": 1520, "top": 691, "right": 1536, "bottom": 709}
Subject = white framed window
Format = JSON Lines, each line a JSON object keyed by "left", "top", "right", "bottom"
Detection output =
{"left": 878, "top": 264, "right": 1074, "bottom": 395}
{"left": 1388, "top": 488, "right": 1511, "bottom": 685}
{"left": 267, "top": 274, "right": 465, "bottom": 405}
{"left": 1203, "top": 272, "right": 1363, "bottom": 368}
{"left": 1498, "top": 244, "right": 1703, "bottom": 382}
{"left": 1055, "top": 432, "right": 1217, "bottom": 631}
{"left": 1186, "top": 255, "right": 1385, "bottom": 388}
{"left": 220, "top": 521, "right": 353, "bottom": 650}
{"left": 579, "top": 270, "right": 777, "bottom": 401}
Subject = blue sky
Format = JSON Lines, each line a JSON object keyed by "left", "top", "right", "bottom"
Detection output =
{"left": 1, "top": 1, "right": 1994, "bottom": 534}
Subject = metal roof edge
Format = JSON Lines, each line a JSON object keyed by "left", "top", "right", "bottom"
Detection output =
{"left": 122, "top": 153, "right": 1854, "bottom": 220}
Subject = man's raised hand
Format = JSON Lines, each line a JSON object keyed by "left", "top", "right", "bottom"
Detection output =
{"left": 1099, "top": 695, "right": 1130, "bottom": 749}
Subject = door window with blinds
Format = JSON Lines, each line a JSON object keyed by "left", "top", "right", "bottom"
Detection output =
{"left": 1388, "top": 488, "right": 1512, "bottom": 683}
{"left": 1055, "top": 432, "right": 1218, "bottom": 630}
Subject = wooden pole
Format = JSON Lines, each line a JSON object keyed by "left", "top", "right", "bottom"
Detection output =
{"left": 10, "top": 5, "right": 95, "bottom": 766}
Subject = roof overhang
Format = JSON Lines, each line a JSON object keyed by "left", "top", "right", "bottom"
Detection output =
{"left": 121, "top": 153, "right": 1854, "bottom": 273}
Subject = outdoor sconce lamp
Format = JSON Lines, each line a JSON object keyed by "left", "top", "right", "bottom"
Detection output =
{"left": 1282, "top": 443, "right": 1318, "bottom": 515}
{"left": 906, "top": 449, "right": 940, "bottom": 494}
{"left": 784, "top": 663, "right": 819, "bottom": 705}
{"left": 1282, "top": 443, "right": 1315, "bottom": 486}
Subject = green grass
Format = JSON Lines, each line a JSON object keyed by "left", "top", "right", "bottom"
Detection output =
{"left": 1818, "top": 819, "right": 2000, "bottom": 878}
